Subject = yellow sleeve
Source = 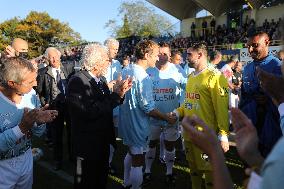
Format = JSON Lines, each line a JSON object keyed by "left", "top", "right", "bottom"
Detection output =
{"left": 210, "top": 73, "right": 229, "bottom": 136}
{"left": 176, "top": 103, "right": 185, "bottom": 119}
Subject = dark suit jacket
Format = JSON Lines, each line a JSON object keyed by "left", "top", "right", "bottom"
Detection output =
{"left": 66, "top": 70, "right": 122, "bottom": 158}
{"left": 36, "top": 63, "right": 74, "bottom": 106}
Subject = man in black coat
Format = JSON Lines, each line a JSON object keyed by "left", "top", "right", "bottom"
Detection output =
{"left": 36, "top": 47, "right": 74, "bottom": 170}
{"left": 66, "top": 44, "right": 132, "bottom": 189}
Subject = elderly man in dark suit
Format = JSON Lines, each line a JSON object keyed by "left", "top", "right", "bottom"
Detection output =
{"left": 36, "top": 47, "right": 74, "bottom": 170}
{"left": 66, "top": 44, "right": 132, "bottom": 189}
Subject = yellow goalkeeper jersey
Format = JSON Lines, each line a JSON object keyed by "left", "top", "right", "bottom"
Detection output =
{"left": 177, "top": 67, "right": 229, "bottom": 141}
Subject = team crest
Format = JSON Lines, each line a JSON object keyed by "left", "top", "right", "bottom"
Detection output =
{"left": 201, "top": 153, "right": 209, "bottom": 161}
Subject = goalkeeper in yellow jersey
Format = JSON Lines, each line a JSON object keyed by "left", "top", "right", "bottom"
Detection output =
{"left": 173, "top": 42, "right": 230, "bottom": 189}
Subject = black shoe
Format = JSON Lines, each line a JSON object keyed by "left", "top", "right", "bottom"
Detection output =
{"left": 165, "top": 174, "right": 176, "bottom": 185}
{"left": 109, "top": 164, "right": 117, "bottom": 175}
{"left": 53, "top": 161, "right": 62, "bottom": 171}
{"left": 142, "top": 173, "right": 152, "bottom": 186}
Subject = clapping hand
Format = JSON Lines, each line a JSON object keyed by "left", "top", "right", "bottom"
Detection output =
{"left": 35, "top": 104, "right": 58, "bottom": 125}
{"left": 107, "top": 80, "right": 116, "bottom": 91}
{"left": 113, "top": 75, "right": 133, "bottom": 98}
{"left": 108, "top": 73, "right": 122, "bottom": 90}
{"left": 19, "top": 108, "right": 38, "bottom": 134}
{"left": 19, "top": 105, "right": 58, "bottom": 134}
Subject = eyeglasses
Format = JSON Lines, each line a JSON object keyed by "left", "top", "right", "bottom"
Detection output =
{"left": 247, "top": 43, "right": 259, "bottom": 48}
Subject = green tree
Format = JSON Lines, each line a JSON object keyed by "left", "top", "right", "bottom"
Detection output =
{"left": 116, "top": 15, "right": 132, "bottom": 38}
{"left": 105, "top": 0, "right": 174, "bottom": 38}
{"left": 0, "top": 11, "right": 82, "bottom": 57}
{"left": 0, "top": 17, "right": 21, "bottom": 50}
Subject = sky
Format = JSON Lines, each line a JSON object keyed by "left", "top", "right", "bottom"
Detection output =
{"left": 0, "top": 0, "right": 180, "bottom": 43}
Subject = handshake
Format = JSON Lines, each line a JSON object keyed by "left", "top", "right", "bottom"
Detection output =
{"left": 165, "top": 112, "right": 178, "bottom": 125}
{"left": 148, "top": 110, "right": 178, "bottom": 125}
{"left": 19, "top": 104, "right": 58, "bottom": 135}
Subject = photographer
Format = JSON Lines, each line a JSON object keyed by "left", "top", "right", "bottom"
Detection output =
{"left": 1, "top": 38, "right": 29, "bottom": 60}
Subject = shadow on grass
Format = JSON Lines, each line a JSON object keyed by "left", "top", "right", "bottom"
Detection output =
{"left": 32, "top": 134, "right": 245, "bottom": 189}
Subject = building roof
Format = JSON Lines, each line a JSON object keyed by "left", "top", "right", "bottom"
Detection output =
{"left": 146, "top": 0, "right": 266, "bottom": 19}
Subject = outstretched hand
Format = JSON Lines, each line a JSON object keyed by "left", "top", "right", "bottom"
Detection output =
{"left": 231, "top": 108, "right": 264, "bottom": 167}
{"left": 181, "top": 115, "right": 222, "bottom": 158}
{"left": 256, "top": 67, "right": 284, "bottom": 106}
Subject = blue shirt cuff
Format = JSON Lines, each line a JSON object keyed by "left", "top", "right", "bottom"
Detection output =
{"left": 173, "top": 109, "right": 179, "bottom": 119}
{"left": 12, "top": 126, "right": 25, "bottom": 139}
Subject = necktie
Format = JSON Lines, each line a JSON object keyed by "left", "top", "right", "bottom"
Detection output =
{"left": 56, "top": 70, "right": 65, "bottom": 94}
{"left": 98, "top": 80, "right": 105, "bottom": 94}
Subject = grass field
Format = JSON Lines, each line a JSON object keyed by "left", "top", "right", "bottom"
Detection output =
{"left": 32, "top": 135, "right": 246, "bottom": 189}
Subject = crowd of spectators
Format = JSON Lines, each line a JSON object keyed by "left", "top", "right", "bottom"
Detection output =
{"left": 114, "top": 17, "right": 283, "bottom": 55}
{"left": 60, "top": 46, "right": 84, "bottom": 61}
{"left": 171, "top": 17, "right": 282, "bottom": 50}
{"left": 56, "top": 16, "right": 282, "bottom": 66}
{"left": 45, "top": 16, "right": 283, "bottom": 71}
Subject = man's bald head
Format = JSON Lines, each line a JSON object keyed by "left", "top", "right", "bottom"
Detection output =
{"left": 12, "top": 38, "right": 28, "bottom": 52}
{"left": 45, "top": 47, "right": 61, "bottom": 69}
{"left": 11, "top": 38, "right": 28, "bottom": 58}
{"left": 2, "top": 38, "right": 29, "bottom": 59}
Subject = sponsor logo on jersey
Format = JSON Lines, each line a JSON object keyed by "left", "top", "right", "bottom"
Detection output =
{"left": 153, "top": 87, "right": 176, "bottom": 101}
{"left": 201, "top": 153, "right": 209, "bottom": 161}
{"left": 184, "top": 102, "right": 199, "bottom": 110}
{"left": 153, "top": 88, "right": 174, "bottom": 94}
{"left": 185, "top": 92, "right": 200, "bottom": 100}
{"left": 219, "top": 87, "right": 229, "bottom": 96}
{"left": 153, "top": 94, "right": 175, "bottom": 101}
